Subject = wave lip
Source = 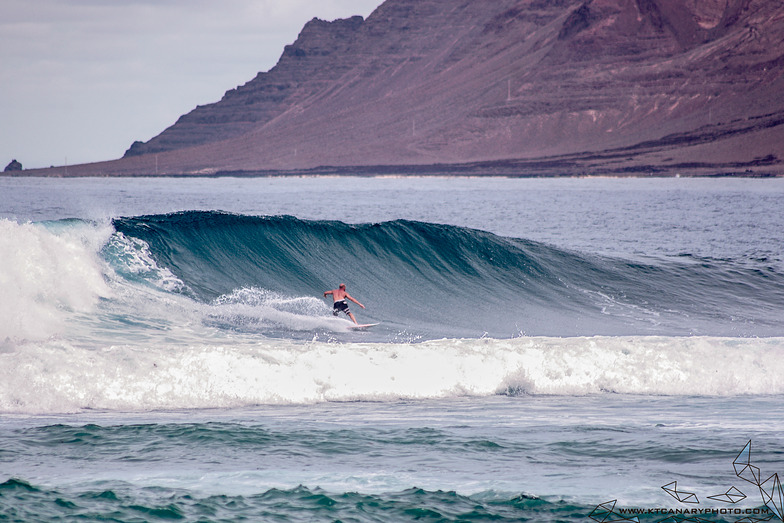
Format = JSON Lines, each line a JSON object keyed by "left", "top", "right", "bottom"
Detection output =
{"left": 2, "top": 336, "right": 782, "bottom": 414}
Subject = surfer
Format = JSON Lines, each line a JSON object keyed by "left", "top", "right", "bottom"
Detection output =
{"left": 323, "top": 283, "right": 365, "bottom": 324}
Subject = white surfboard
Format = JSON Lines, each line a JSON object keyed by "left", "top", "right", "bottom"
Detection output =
{"left": 348, "top": 323, "right": 379, "bottom": 330}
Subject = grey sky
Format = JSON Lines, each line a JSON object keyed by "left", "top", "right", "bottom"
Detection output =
{"left": 0, "top": 0, "right": 383, "bottom": 169}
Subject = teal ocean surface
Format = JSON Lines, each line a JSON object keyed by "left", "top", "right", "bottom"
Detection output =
{"left": 1, "top": 176, "right": 783, "bottom": 522}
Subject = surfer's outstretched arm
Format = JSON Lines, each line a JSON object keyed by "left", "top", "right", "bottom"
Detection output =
{"left": 346, "top": 293, "right": 365, "bottom": 309}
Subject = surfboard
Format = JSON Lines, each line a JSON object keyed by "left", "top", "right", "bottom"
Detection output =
{"left": 348, "top": 323, "right": 379, "bottom": 330}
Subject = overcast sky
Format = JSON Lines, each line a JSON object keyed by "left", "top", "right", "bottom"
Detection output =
{"left": 0, "top": 0, "right": 383, "bottom": 169}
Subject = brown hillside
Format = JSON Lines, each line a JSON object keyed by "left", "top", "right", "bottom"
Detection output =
{"left": 26, "top": 0, "right": 784, "bottom": 176}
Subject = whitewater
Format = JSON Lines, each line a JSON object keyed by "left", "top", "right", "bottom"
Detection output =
{"left": 1, "top": 176, "right": 783, "bottom": 522}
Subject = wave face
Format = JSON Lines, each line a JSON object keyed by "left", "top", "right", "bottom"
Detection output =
{"left": 112, "top": 211, "right": 784, "bottom": 338}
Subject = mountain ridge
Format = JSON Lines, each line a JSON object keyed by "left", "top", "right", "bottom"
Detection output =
{"left": 17, "top": 0, "right": 784, "bottom": 176}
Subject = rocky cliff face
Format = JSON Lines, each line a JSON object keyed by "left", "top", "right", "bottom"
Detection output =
{"left": 70, "top": 0, "right": 784, "bottom": 175}
{"left": 124, "top": 15, "right": 365, "bottom": 157}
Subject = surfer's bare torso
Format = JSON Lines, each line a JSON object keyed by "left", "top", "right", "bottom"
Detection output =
{"left": 323, "top": 284, "right": 365, "bottom": 324}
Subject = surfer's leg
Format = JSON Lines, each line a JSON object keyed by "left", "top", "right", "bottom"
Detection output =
{"left": 348, "top": 312, "right": 358, "bottom": 324}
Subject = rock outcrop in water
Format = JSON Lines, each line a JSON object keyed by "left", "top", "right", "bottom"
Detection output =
{"left": 29, "top": 0, "right": 784, "bottom": 176}
{"left": 4, "top": 159, "right": 22, "bottom": 172}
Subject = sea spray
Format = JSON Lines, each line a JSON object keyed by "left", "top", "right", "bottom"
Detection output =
{"left": 0, "top": 219, "right": 112, "bottom": 340}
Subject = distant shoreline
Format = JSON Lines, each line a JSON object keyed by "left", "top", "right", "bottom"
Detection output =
{"left": 7, "top": 161, "right": 783, "bottom": 179}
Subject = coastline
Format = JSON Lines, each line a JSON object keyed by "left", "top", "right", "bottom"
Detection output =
{"left": 7, "top": 157, "right": 783, "bottom": 179}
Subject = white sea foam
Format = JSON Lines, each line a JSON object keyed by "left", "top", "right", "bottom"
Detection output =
{"left": 1, "top": 336, "right": 782, "bottom": 414}
{"left": 208, "top": 287, "right": 346, "bottom": 332}
{"left": 0, "top": 219, "right": 112, "bottom": 340}
{"left": 104, "top": 231, "right": 185, "bottom": 292}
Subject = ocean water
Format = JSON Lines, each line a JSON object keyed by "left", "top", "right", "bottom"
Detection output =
{"left": 1, "top": 175, "right": 783, "bottom": 522}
